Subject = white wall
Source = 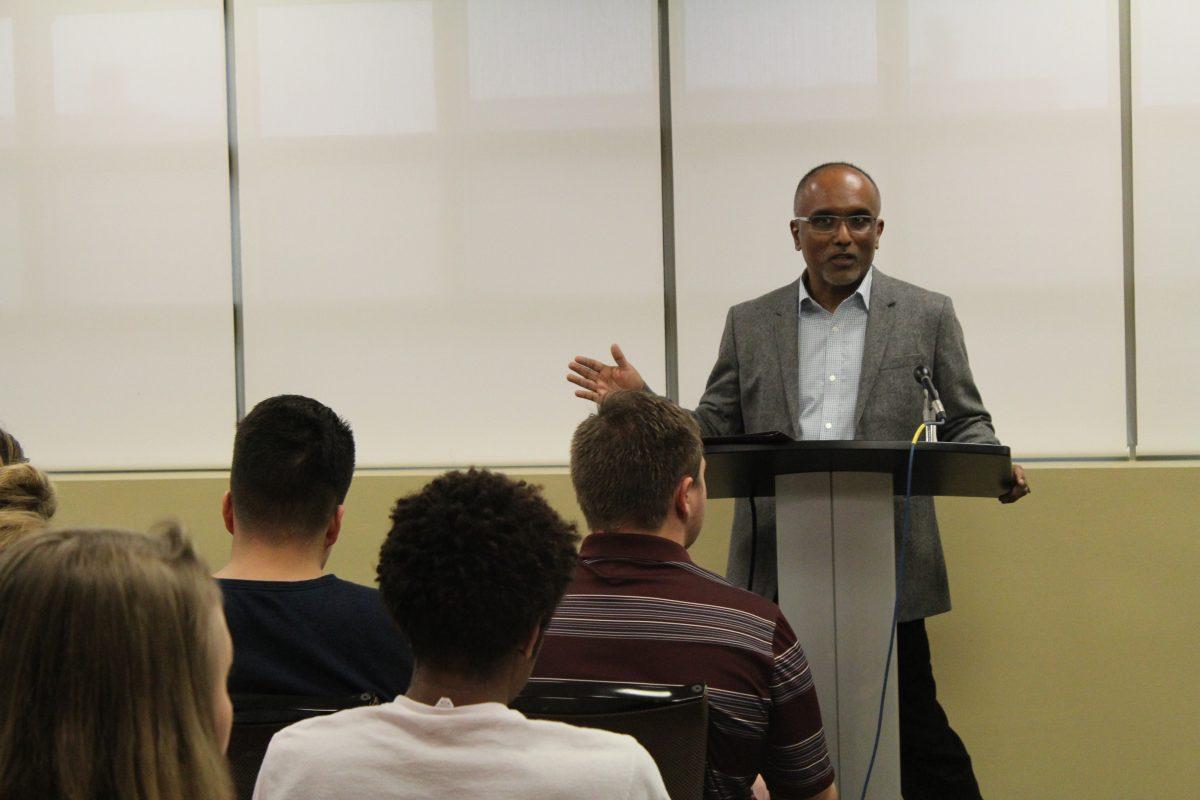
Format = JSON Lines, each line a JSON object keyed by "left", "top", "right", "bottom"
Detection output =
{"left": 3, "top": 0, "right": 1196, "bottom": 469}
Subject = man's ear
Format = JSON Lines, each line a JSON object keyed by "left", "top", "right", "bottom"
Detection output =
{"left": 520, "top": 623, "right": 544, "bottom": 660}
{"left": 221, "top": 491, "right": 235, "bottom": 535}
{"left": 790, "top": 218, "right": 802, "bottom": 251}
{"left": 674, "top": 475, "right": 696, "bottom": 523}
{"left": 324, "top": 505, "right": 345, "bottom": 549}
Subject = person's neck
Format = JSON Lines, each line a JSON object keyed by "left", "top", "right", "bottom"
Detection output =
{"left": 804, "top": 268, "right": 863, "bottom": 314}
{"left": 405, "top": 663, "right": 519, "bottom": 708}
{"left": 214, "top": 533, "right": 326, "bottom": 581}
{"left": 603, "top": 522, "right": 688, "bottom": 549}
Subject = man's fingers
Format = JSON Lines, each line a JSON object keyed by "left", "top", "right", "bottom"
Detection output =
{"left": 573, "top": 355, "right": 608, "bottom": 374}
{"left": 610, "top": 343, "right": 629, "bottom": 368}
{"left": 574, "top": 389, "right": 600, "bottom": 402}
{"left": 566, "top": 373, "right": 596, "bottom": 391}
{"left": 568, "top": 361, "right": 597, "bottom": 380}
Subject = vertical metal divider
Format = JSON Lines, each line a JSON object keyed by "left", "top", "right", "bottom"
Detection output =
{"left": 657, "top": 0, "right": 680, "bottom": 402}
{"left": 1119, "top": 0, "right": 1138, "bottom": 458}
{"left": 223, "top": 0, "right": 247, "bottom": 422}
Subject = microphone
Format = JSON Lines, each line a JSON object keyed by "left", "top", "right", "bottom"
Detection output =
{"left": 913, "top": 365, "right": 946, "bottom": 424}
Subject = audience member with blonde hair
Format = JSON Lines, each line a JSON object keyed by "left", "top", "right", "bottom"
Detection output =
{"left": 0, "top": 463, "right": 57, "bottom": 548}
{"left": 0, "top": 524, "right": 236, "bottom": 800}
{"left": 0, "top": 427, "right": 24, "bottom": 466}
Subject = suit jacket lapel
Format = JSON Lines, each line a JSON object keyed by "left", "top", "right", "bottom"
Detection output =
{"left": 853, "top": 269, "right": 897, "bottom": 433}
{"left": 771, "top": 279, "right": 801, "bottom": 437}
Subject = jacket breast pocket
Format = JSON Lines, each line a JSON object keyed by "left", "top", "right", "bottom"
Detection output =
{"left": 879, "top": 353, "right": 922, "bottom": 371}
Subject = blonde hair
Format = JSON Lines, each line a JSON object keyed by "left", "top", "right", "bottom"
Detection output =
{"left": 0, "top": 525, "right": 234, "bottom": 800}
{"left": 0, "top": 463, "right": 57, "bottom": 548}
{"left": 0, "top": 429, "right": 22, "bottom": 466}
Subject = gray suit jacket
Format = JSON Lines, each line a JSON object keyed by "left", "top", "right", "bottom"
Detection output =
{"left": 693, "top": 268, "right": 998, "bottom": 621}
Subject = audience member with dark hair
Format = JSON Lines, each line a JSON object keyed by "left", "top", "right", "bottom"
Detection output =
{"left": 0, "top": 525, "right": 235, "bottom": 800}
{"left": 215, "top": 394, "right": 412, "bottom": 699}
{"left": 533, "top": 391, "right": 838, "bottom": 800}
{"left": 0, "top": 428, "right": 25, "bottom": 466}
{"left": 0, "top": 463, "right": 57, "bottom": 548}
{"left": 253, "top": 468, "right": 670, "bottom": 800}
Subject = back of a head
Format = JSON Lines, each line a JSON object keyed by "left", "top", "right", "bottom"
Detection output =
{"left": 377, "top": 469, "right": 579, "bottom": 677}
{"left": 0, "top": 525, "right": 233, "bottom": 800}
{"left": 0, "top": 428, "right": 24, "bottom": 467}
{"left": 230, "top": 395, "right": 355, "bottom": 538}
{"left": 570, "top": 391, "right": 703, "bottom": 532}
{"left": 0, "top": 463, "right": 58, "bottom": 549}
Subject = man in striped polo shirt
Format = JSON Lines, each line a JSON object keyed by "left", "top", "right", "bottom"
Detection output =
{"left": 532, "top": 391, "right": 837, "bottom": 800}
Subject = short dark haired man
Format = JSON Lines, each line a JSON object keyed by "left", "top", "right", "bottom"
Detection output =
{"left": 215, "top": 394, "right": 412, "bottom": 699}
{"left": 533, "top": 391, "right": 838, "bottom": 800}
{"left": 253, "top": 469, "right": 669, "bottom": 800}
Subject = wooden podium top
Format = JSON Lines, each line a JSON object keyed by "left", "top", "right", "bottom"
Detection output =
{"left": 703, "top": 438, "right": 1012, "bottom": 499}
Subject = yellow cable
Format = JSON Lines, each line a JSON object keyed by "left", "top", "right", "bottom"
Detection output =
{"left": 911, "top": 423, "right": 927, "bottom": 444}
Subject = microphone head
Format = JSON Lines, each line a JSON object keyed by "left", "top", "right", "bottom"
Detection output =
{"left": 913, "top": 365, "right": 931, "bottom": 385}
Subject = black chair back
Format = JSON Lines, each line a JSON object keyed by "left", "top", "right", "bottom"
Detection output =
{"left": 228, "top": 693, "right": 378, "bottom": 800}
{"left": 512, "top": 681, "right": 707, "bottom": 800}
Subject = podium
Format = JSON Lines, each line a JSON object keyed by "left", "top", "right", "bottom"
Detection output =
{"left": 704, "top": 439, "right": 1011, "bottom": 800}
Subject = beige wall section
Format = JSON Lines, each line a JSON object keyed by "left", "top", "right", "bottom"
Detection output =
{"left": 47, "top": 464, "right": 1199, "bottom": 798}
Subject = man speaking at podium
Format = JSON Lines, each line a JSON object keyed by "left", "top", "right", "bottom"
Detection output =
{"left": 567, "top": 162, "right": 1029, "bottom": 799}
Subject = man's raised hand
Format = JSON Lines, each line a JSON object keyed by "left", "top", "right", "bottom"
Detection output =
{"left": 567, "top": 344, "right": 646, "bottom": 404}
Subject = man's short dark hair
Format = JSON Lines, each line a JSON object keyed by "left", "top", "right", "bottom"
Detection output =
{"left": 377, "top": 469, "right": 578, "bottom": 677}
{"left": 570, "top": 391, "right": 703, "bottom": 533}
{"left": 230, "top": 395, "right": 355, "bottom": 537}
{"left": 794, "top": 161, "right": 881, "bottom": 209}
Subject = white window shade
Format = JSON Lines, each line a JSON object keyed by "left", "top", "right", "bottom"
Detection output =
{"left": 0, "top": 1, "right": 235, "bottom": 470}
{"left": 1131, "top": 0, "right": 1200, "bottom": 455}
{"left": 671, "top": 0, "right": 1126, "bottom": 457}
{"left": 236, "top": 0, "right": 664, "bottom": 466}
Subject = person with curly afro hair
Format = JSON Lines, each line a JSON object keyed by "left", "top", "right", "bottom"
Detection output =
{"left": 252, "top": 468, "right": 670, "bottom": 800}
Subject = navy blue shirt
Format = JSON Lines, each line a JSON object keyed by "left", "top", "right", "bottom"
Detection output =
{"left": 219, "top": 574, "right": 412, "bottom": 700}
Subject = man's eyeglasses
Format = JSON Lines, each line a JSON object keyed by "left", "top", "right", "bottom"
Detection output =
{"left": 794, "top": 215, "right": 878, "bottom": 234}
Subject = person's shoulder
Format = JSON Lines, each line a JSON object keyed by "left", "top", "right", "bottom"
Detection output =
{"left": 730, "top": 279, "right": 801, "bottom": 316}
{"left": 516, "top": 717, "right": 667, "bottom": 798}
{"left": 255, "top": 705, "right": 394, "bottom": 797}
{"left": 272, "top": 703, "right": 394, "bottom": 754}
{"left": 872, "top": 268, "right": 951, "bottom": 308}
{"left": 666, "top": 560, "right": 783, "bottom": 620}
{"left": 716, "top": 582, "right": 787, "bottom": 628}
{"left": 520, "top": 716, "right": 657, "bottom": 767}
{"left": 324, "top": 575, "right": 383, "bottom": 600}
{"left": 261, "top": 704, "right": 385, "bottom": 766}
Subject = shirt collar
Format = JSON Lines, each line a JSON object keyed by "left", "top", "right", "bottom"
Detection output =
{"left": 799, "top": 264, "right": 874, "bottom": 313}
{"left": 579, "top": 532, "right": 693, "bottom": 564}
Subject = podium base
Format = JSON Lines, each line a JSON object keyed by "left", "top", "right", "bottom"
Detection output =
{"left": 776, "top": 471, "right": 900, "bottom": 800}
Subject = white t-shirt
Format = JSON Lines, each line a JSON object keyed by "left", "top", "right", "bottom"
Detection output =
{"left": 253, "top": 695, "right": 670, "bottom": 800}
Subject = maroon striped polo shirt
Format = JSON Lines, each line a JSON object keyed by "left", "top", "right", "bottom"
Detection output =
{"left": 531, "top": 532, "right": 834, "bottom": 800}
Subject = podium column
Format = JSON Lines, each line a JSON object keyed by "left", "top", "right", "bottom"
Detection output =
{"left": 776, "top": 471, "right": 900, "bottom": 800}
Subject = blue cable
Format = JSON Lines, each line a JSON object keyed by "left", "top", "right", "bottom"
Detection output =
{"left": 858, "top": 430, "right": 923, "bottom": 800}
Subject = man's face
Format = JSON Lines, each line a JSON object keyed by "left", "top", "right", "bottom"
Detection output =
{"left": 789, "top": 166, "right": 884, "bottom": 293}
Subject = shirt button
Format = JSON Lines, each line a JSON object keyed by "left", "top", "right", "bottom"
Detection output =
{"left": 829, "top": 374, "right": 837, "bottom": 382}
{"left": 825, "top": 423, "right": 832, "bottom": 430}
{"left": 832, "top": 325, "right": 839, "bottom": 332}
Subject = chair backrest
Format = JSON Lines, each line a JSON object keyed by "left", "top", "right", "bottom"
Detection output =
{"left": 228, "top": 693, "right": 378, "bottom": 800}
{"left": 512, "top": 682, "right": 708, "bottom": 800}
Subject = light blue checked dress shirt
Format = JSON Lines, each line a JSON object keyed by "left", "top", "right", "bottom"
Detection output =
{"left": 797, "top": 266, "right": 874, "bottom": 440}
